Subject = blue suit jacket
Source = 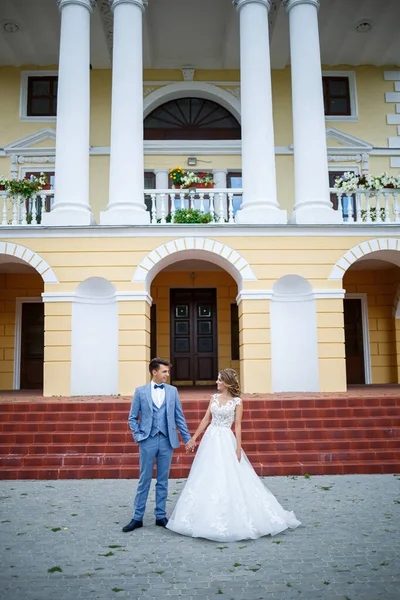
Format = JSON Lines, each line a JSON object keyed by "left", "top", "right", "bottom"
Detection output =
{"left": 128, "top": 383, "right": 191, "bottom": 449}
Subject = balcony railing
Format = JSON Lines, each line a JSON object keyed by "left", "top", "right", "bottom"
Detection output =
{"left": 0, "top": 187, "right": 399, "bottom": 226}
{"left": 144, "top": 188, "right": 243, "bottom": 224}
{"left": 0, "top": 190, "right": 54, "bottom": 225}
{"left": 330, "top": 188, "right": 400, "bottom": 223}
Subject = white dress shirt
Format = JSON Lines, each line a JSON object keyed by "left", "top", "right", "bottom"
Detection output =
{"left": 151, "top": 382, "right": 166, "bottom": 409}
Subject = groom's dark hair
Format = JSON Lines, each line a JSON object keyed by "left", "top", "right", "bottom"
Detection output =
{"left": 149, "top": 357, "right": 171, "bottom": 375}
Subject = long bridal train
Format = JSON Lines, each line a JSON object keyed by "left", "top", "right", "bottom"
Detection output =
{"left": 167, "top": 395, "right": 301, "bottom": 542}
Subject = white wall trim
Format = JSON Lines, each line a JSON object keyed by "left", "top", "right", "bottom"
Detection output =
{"left": 329, "top": 238, "right": 400, "bottom": 280}
{"left": 0, "top": 242, "right": 58, "bottom": 283}
{"left": 13, "top": 296, "right": 42, "bottom": 390}
{"left": 323, "top": 70, "right": 358, "bottom": 123}
{"left": 236, "top": 288, "right": 346, "bottom": 304}
{"left": 345, "top": 293, "right": 372, "bottom": 385}
{"left": 143, "top": 82, "right": 242, "bottom": 123}
{"left": 19, "top": 71, "right": 58, "bottom": 123}
{"left": 133, "top": 238, "right": 257, "bottom": 292}
{"left": 42, "top": 290, "right": 153, "bottom": 305}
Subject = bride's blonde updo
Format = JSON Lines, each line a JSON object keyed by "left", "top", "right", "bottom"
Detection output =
{"left": 219, "top": 368, "right": 241, "bottom": 398}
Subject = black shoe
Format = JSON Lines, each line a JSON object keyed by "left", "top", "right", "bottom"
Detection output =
{"left": 155, "top": 518, "right": 168, "bottom": 527}
{"left": 122, "top": 519, "right": 143, "bottom": 532}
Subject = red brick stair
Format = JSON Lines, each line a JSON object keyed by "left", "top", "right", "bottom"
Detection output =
{"left": 0, "top": 395, "right": 399, "bottom": 479}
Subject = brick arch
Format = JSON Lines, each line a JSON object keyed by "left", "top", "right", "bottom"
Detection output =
{"left": 0, "top": 241, "right": 58, "bottom": 283}
{"left": 329, "top": 238, "right": 400, "bottom": 280}
{"left": 132, "top": 237, "right": 257, "bottom": 292}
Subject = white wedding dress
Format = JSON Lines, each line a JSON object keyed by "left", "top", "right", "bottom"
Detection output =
{"left": 166, "top": 394, "right": 301, "bottom": 542}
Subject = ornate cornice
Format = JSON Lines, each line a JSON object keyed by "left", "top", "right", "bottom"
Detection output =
{"left": 282, "top": 0, "right": 320, "bottom": 12}
{"left": 233, "top": 0, "right": 272, "bottom": 11}
{"left": 57, "top": 0, "right": 96, "bottom": 10}
{"left": 110, "top": 0, "right": 148, "bottom": 10}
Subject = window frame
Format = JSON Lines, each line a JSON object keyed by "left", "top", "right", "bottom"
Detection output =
{"left": 322, "top": 70, "right": 358, "bottom": 123}
{"left": 20, "top": 70, "right": 58, "bottom": 123}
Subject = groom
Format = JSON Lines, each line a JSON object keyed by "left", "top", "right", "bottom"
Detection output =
{"left": 122, "top": 358, "right": 192, "bottom": 532}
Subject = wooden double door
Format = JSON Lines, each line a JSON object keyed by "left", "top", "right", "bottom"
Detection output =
{"left": 20, "top": 302, "right": 44, "bottom": 389}
{"left": 170, "top": 289, "right": 217, "bottom": 385}
{"left": 344, "top": 298, "right": 365, "bottom": 385}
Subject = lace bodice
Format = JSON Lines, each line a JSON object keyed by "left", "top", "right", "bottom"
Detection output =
{"left": 210, "top": 394, "right": 241, "bottom": 428}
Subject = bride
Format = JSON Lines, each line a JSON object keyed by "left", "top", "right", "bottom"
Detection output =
{"left": 166, "top": 368, "right": 301, "bottom": 542}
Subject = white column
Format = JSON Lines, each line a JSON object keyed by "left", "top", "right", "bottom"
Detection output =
{"left": 42, "top": 0, "right": 94, "bottom": 226}
{"left": 155, "top": 169, "right": 169, "bottom": 219}
{"left": 233, "top": 0, "right": 286, "bottom": 224}
{"left": 100, "top": 0, "right": 149, "bottom": 225}
{"left": 284, "top": 0, "right": 341, "bottom": 224}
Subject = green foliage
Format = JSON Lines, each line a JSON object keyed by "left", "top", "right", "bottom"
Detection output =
{"left": 172, "top": 208, "right": 214, "bottom": 224}
{"left": 0, "top": 173, "right": 47, "bottom": 198}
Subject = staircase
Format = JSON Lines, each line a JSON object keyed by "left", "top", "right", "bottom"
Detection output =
{"left": 1, "top": 394, "right": 399, "bottom": 479}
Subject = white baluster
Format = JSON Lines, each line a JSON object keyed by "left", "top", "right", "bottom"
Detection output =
{"left": 1, "top": 193, "right": 7, "bottom": 225}
{"left": 346, "top": 194, "right": 354, "bottom": 223}
{"left": 209, "top": 192, "right": 215, "bottom": 221}
{"left": 170, "top": 193, "right": 176, "bottom": 223}
{"left": 355, "top": 192, "right": 362, "bottom": 223}
{"left": 151, "top": 193, "right": 157, "bottom": 224}
{"left": 160, "top": 193, "right": 166, "bottom": 224}
{"left": 383, "top": 192, "right": 391, "bottom": 223}
{"left": 375, "top": 193, "right": 382, "bottom": 223}
{"left": 180, "top": 192, "right": 185, "bottom": 210}
{"left": 218, "top": 193, "right": 225, "bottom": 224}
{"left": 40, "top": 194, "right": 47, "bottom": 218}
{"left": 20, "top": 196, "right": 28, "bottom": 226}
{"left": 393, "top": 191, "right": 400, "bottom": 223}
{"left": 199, "top": 192, "right": 205, "bottom": 213}
{"left": 228, "top": 193, "right": 234, "bottom": 223}
{"left": 12, "top": 196, "right": 18, "bottom": 225}
{"left": 336, "top": 192, "right": 343, "bottom": 219}
{"left": 31, "top": 194, "right": 38, "bottom": 225}
{"left": 189, "top": 191, "right": 195, "bottom": 210}
{"left": 364, "top": 191, "right": 372, "bottom": 223}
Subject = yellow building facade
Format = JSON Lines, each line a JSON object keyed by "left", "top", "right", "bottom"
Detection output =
{"left": 0, "top": 0, "right": 400, "bottom": 396}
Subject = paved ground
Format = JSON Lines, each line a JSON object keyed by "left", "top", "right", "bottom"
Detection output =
{"left": 0, "top": 475, "right": 399, "bottom": 600}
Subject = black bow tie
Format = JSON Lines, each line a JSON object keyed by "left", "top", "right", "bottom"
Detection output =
{"left": 154, "top": 384, "right": 165, "bottom": 390}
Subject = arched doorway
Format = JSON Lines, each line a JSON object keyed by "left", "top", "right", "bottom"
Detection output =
{"left": 343, "top": 252, "right": 400, "bottom": 385}
{"left": 0, "top": 245, "right": 58, "bottom": 391}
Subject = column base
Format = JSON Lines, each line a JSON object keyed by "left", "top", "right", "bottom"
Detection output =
{"left": 289, "top": 204, "right": 343, "bottom": 225}
{"left": 100, "top": 205, "right": 150, "bottom": 225}
{"left": 235, "top": 205, "right": 287, "bottom": 225}
{"left": 41, "top": 206, "right": 95, "bottom": 226}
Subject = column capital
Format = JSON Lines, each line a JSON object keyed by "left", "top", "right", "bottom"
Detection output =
{"left": 283, "top": 0, "right": 320, "bottom": 12}
{"left": 233, "top": 0, "right": 272, "bottom": 12}
{"left": 110, "top": 0, "right": 148, "bottom": 11}
{"left": 58, "top": 0, "right": 96, "bottom": 11}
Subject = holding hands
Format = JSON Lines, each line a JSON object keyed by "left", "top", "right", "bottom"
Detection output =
{"left": 186, "top": 438, "right": 196, "bottom": 453}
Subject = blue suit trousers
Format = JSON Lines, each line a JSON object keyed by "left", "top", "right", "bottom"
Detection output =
{"left": 133, "top": 433, "right": 173, "bottom": 520}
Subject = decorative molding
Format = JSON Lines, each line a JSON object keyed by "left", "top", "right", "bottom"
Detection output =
{"left": 329, "top": 238, "right": 400, "bottom": 280}
{"left": 325, "top": 126, "right": 372, "bottom": 150}
{"left": 223, "top": 86, "right": 241, "bottom": 100}
{"left": 133, "top": 238, "right": 257, "bottom": 291}
{"left": 97, "top": 0, "right": 114, "bottom": 56}
{"left": 42, "top": 290, "right": 153, "bottom": 305}
{"left": 18, "top": 156, "right": 55, "bottom": 164}
{"left": 110, "top": 0, "right": 147, "bottom": 9}
{"left": 328, "top": 153, "right": 369, "bottom": 174}
{"left": 233, "top": 0, "right": 272, "bottom": 11}
{"left": 58, "top": 0, "right": 96, "bottom": 9}
{"left": 0, "top": 242, "right": 58, "bottom": 283}
{"left": 236, "top": 288, "right": 345, "bottom": 304}
{"left": 345, "top": 293, "right": 372, "bottom": 384}
{"left": 283, "top": 0, "right": 320, "bottom": 11}
{"left": 143, "top": 82, "right": 241, "bottom": 123}
{"left": 181, "top": 67, "right": 195, "bottom": 82}
{"left": 384, "top": 70, "right": 400, "bottom": 165}
{"left": 4, "top": 128, "right": 56, "bottom": 154}
{"left": 143, "top": 87, "right": 156, "bottom": 97}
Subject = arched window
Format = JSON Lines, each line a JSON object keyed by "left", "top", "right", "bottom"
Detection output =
{"left": 144, "top": 97, "right": 241, "bottom": 140}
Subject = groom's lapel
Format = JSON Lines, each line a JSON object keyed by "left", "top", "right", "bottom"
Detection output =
{"left": 145, "top": 383, "right": 153, "bottom": 411}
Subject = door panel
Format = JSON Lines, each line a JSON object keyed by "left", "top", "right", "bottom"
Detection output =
{"left": 170, "top": 289, "right": 217, "bottom": 384}
{"left": 20, "top": 302, "right": 44, "bottom": 390}
{"left": 344, "top": 298, "right": 365, "bottom": 385}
